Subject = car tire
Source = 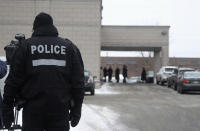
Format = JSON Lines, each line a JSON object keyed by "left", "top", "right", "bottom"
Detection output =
{"left": 172, "top": 83, "right": 175, "bottom": 90}
{"left": 161, "top": 81, "right": 164, "bottom": 86}
{"left": 177, "top": 86, "right": 183, "bottom": 94}
{"left": 174, "top": 84, "right": 177, "bottom": 90}
{"left": 167, "top": 81, "right": 171, "bottom": 88}
{"left": 173, "top": 83, "right": 177, "bottom": 90}
{"left": 91, "top": 89, "right": 95, "bottom": 95}
{"left": 156, "top": 79, "right": 159, "bottom": 85}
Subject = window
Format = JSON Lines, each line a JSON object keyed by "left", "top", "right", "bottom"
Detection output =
{"left": 106, "top": 60, "right": 115, "bottom": 64}
{"left": 190, "top": 61, "right": 198, "bottom": 65}
{"left": 127, "top": 60, "right": 136, "bottom": 64}
{"left": 179, "top": 61, "right": 187, "bottom": 65}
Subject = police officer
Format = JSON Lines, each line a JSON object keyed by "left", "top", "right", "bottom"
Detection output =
{"left": 2, "top": 12, "right": 84, "bottom": 131}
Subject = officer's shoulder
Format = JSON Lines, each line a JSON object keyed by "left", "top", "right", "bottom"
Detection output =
{"left": 64, "top": 38, "right": 73, "bottom": 44}
{"left": 61, "top": 38, "right": 79, "bottom": 50}
{"left": 21, "top": 38, "right": 33, "bottom": 45}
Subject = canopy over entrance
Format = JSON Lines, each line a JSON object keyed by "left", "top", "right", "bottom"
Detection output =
{"left": 101, "top": 26, "right": 170, "bottom": 73}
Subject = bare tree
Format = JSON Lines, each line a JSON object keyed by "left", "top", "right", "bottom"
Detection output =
{"left": 140, "top": 51, "right": 153, "bottom": 71}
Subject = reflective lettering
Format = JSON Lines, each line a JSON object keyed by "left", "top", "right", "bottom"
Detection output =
{"left": 51, "top": 45, "right": 54, "bottom": 54}
{"left": 38, "top": 45, "right": 44, "bottom": 53}
{"left": 31, "top": 45, "right": 37, "bottom": 54}
{"left": 54, "top": 45, "right": 60, "bottom": 54}
{"left": 31, "top": 44, "right": 66, "bottom": 55}
{"left": 61, "top": 46, "right": 66, "bottom": 55}
{"left": 45, "top": 45, "right": 50, "bottom": 53}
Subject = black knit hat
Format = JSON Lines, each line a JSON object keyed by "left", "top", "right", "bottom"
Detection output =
{"left": 33, "top": 12, "right": 53, "bottom": 30}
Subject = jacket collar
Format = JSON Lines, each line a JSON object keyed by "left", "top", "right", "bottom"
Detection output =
{"left": 32, "top": 25, "right": 58, "bottom": 37}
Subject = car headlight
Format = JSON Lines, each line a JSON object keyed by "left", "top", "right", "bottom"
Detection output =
{"left": 162, "top": 75, "right": 167, "bottom": 79}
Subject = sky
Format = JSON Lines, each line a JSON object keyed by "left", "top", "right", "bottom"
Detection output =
{"left": 101, "top": 0, "right": 200, "bottom": 58}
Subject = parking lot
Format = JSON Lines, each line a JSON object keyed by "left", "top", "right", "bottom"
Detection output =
{"left": 74, "top": 83, "right": 200, "bottom": 131}
{"left": 1, "top": 80, "right": 200, "bottom": 131}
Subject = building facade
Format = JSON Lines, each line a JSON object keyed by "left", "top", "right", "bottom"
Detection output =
{"left": 0, "top": 0, "right": 102, "bottom": 77}
{"left": 0, "top": 0, "right": 169, "bottom": 77}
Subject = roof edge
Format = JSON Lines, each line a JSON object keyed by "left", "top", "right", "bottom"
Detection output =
{"left": 102, "top": 25, "right": 170, "bottom": 28}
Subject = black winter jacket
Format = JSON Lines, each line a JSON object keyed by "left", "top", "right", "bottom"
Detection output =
{"left": 0, "top": 60, "right": 7, "bottom": 79}
{"left": 3, "top": 25, "right": 84, "bottom": 113}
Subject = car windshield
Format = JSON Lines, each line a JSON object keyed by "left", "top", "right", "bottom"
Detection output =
{"left": 179, "top": 70, "right": 194, "bottom": 74}
{"left": 184, "top": 72, "right": 200, "bottom": 78}
{"left": 147, "top": 71, "right": 154, "bottom": 76}
{"left": 165, "top": 68, "right": 175, "bottom": 73}
{"left": 84, "top": 71, "right": 90, "bottom": 77}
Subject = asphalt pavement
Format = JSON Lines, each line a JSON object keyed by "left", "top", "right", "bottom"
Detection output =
{"left": 73, "top": 82, "right": 200, "bottom": 131}
{"left": 1, "top": 79, "right": 200, "bottom": 131}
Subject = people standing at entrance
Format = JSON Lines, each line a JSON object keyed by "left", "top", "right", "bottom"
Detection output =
{"left": 108, "top": 66, "right": 113, "bottom": 82}
{"left": 123, "top": 65, "right": 128, "bottom": 83}
{"left": 115, "top": 67, "right": 120, "bottom": 83}
{"left": 103, "top": 67, "right": 108, "bottom": 82}
{"left": 100, "top": 66, "right": 103, "bottom": 82}
{"left": 141, "top": 67, "right": 147, "bottom": 83}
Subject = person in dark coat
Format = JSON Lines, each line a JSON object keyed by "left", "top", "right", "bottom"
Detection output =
{"left": 122, "top": 65, "right": 128, "bottom": 83}
{"left": 2, "top": 12, "right": 84, "bottom": 131}
{"left": 103, "top": 67, "right": 108, "bottom": 82}
{"left": 100, "top": 66, "right": 104, "bottom": 82}
{"left": 141, "top": 67, "right": 147, "bottom": 83}
{"left": 0, "top": 60, "right": 7, "bottom": 129}
{"left": 108, "top": 66, "right": 113, "bottom": 82}
{"left": 115, "top": 67, "right": 120, "bottom": 83}
{"left": 0, "top": 60, "right": 7, "bottom": 79}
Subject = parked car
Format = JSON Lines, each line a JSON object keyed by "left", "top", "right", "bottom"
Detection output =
{"left": 167, "top": 68, "right": 195, "bottom": 90}
{"left": 177, "top": 71, "right": 200, "bottom": 94}
{"left": 84, "top": 70, "right": 96, "bottom": 95}
{"left": 146, "top": 71, "right": 154, "bottom": 83}
{"left": 156, "top": 66, "right": 178, "bottom": 85}
{"left": 127, "top": 76, "right": 140, "bottom": 84}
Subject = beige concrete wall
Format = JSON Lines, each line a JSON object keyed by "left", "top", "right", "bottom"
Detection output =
{"left": 154, "top": 51, "right": 162, "bottom": 73}
{"left": 161, "top": 45, "right": 169, "bottom": 66}
{"left": 101, "top": 26, "right": 169, "bottom": 49}
{"left": 101, "top": 26, "right": 170, "bottom": 74}
{"left": 0, "top": 0, "right": 102, "bottom": 77}
{"left": 0, "top": 0, "right": 170, "bottom": 78}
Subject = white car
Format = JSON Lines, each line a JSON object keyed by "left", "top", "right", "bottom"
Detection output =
{"left": 127, "top": 76, "right": 140, "bottom": 84}
{"left": 156, "top": 66, "right": 178, "bottom": 85}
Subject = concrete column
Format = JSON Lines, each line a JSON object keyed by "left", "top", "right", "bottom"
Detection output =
{"left": 154, "top": 50, "right": 161, "bottom": 74}
{"left": 161, "top": 45, "right": 169, "bottom": 66}
{"left": 154, "top": 45, "right": 169, "bottom": 74}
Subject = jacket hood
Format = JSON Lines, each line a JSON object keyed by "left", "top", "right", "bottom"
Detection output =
{"left": 33, "top": 12, "right": 53, "bottom": 30}
{"left": 32, "top": 25, "right": 59, "bottom": 37}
